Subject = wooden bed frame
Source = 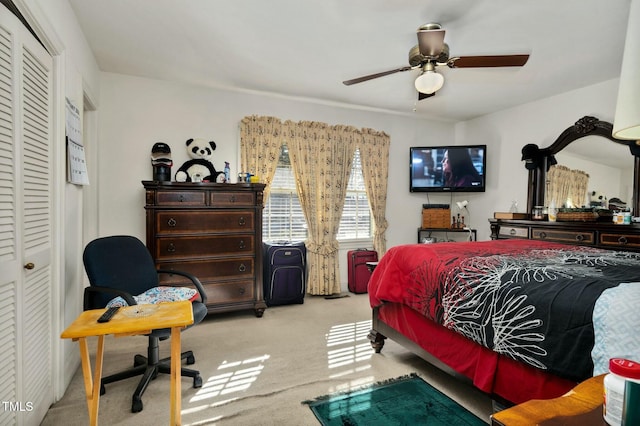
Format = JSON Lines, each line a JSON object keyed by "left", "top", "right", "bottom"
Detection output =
{"left": 368, "top": 303, "right": 578, "bottom": 405}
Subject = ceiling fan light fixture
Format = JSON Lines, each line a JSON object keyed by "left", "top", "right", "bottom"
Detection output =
{"left": 414, "top": 64, "right": 444, "bottom": 94}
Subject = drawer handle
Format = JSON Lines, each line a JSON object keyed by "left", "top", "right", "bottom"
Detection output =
{"left": 230, "top": 194, "right": 236, "bottom": 203}
{"left": 179, "top": 195, "right": 185, "bottom": 202}
{"left": 239, "top": 239, "right": 246, "bottom": 249}
{"left": 238, "top": 287, "right": 246, "bottom": 295}
{"left": 575, "top": 234, "right": 585, "bottom": 242}
{"left": 167, "top": 218, "right": 177, "bottom": 227}
{"left": 618, "top": 236, "right": 629, "bottom": 245}
{"left": 238, "top": 263, "right": 246, "bottom": 272}
{"left": 167, "top": 243, "right": 176, "bottom": 253}
{"left": 539, "top": 232, "right": 547, "bottom": 239}
{"left": 238, "top": 216, "right": 246, "bottom": 226}
{"left": 509, "top": 228, "right": 516, "bottom": 236}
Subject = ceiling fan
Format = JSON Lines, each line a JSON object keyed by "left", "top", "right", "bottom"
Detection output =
{"left": 343, "top": 23, "right": 530, "bottom": 99}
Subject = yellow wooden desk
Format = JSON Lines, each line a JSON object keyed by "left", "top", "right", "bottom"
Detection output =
{"left": 61, "top": 300, "right": 194, "bottom": 426}
{"left": 491, "top": 374, "right": 605, "bottom": 425}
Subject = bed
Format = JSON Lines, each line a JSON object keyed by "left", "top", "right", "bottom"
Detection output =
{"left": 367, "top": 239, "right": 640, "bottom": 405}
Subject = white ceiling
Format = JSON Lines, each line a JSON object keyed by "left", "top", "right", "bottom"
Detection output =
{"left": 68, "top": 0, "right": 631, "bottom": 122}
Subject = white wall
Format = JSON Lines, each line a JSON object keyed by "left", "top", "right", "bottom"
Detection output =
{"left": 97, "top": 73, "right": 628, "bottom": 285}
{"left": 97, "top": 72, "right": 455, "bottom": 249}
{"left": 456, "top": 79, "right": 621, "bottom": 240}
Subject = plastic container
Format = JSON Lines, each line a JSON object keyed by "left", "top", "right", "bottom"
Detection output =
{"left": 224, "top": 162, "right": 230, "bottom": 183}
{"left": 532, "top": 206, "right": 544, "bottom": 220}
{"left": 604, "top": 358, "right": 640, "bottom": 425}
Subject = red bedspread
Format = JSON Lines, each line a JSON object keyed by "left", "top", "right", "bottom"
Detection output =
{"left": 369, "top": 239, "right": 640, "bottom": 382}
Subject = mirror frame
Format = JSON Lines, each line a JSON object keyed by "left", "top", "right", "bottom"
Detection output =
{"left": 526, "top": 116, "right": 640, "bottom": 215}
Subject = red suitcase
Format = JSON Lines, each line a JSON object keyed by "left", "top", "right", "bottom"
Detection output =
{"left": 347, "top": 249, "right": 378, "bottom": 293}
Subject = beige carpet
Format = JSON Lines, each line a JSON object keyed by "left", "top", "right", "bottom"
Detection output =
{"left": 42, "top": 293, "right": 493, "bottom": 425}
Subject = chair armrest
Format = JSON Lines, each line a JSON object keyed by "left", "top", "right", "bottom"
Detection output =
{"left": 156, "top": 269, "right": 208, "bottom": 305}
{"left": 83, "top": 286, "right": 137, "bottom": 310}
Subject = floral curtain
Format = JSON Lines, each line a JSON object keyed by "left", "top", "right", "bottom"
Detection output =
{"left": 547, "top": 164, "right": 589, "bottom": 208}
{"left": 568, "top": 169, "right": 590, "bottom": 207}
{"left": 239, "top": 115, "right": 283, "bottom": 200}
{"left": 239, "top": 115, "right": 390, "bottom": 295}
{"left": 359, "top": 129, "right": 390, "bottom": 256}
{"left": 284, "top": 121, "right": 358, "bottom": 295}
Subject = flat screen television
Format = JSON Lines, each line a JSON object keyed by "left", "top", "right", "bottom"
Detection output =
{"left": 410, "top": 145, "right": 486, "bottom": 192}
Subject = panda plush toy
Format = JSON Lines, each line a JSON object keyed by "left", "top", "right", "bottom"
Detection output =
{"left": 589, "top": 190, "right": 608, "bottom": 208}
{"left": 175, "top": 138, "right": 224, "bottom": 182}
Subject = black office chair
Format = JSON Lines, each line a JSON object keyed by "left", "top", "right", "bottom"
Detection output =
{"left": 82, "top": 235, "right": 208, "bottom": 413}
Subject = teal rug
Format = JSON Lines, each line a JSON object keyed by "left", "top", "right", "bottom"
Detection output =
{"left": 303, "top": 374, "right": 485, "bottom": 426}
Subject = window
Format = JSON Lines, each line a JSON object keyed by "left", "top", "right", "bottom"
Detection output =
{"left": 262, "top": 145, "right": 371, "bottom": 241}
{"left": 337, "top": 148, "right": 371, "bottom": 239}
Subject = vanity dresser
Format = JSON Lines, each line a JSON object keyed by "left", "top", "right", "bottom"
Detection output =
{"left": 142, "top": 181, "right": 267, "bottom": 317}
{"left": 489, "top": 219, "right": 640, "bottom": 251}
{"left": 491, "top": 116, "right": 640, "bottom": 253}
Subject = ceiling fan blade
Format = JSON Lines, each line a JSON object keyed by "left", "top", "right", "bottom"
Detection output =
{"left": 342, "top": 66, "right": 413, "bottom": 86}
{"left": 447, "top": 54, "right": 529, "bottom": 68}
{"left": 417, "top": 28, "right": 445, "bottom": 57}
{"left": 418, "top": 91, "right": 435, "bottom": 101}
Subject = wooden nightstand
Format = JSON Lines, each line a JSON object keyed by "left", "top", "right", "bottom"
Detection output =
{"left": 491, "top": 375, "right": 606, "bottom": 425}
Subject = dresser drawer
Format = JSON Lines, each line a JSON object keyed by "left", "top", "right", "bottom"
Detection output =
{"left": 157, "top": 257, "right": 255, "bottom": 282}
{"left": 599, "top": 232, "right": 640, "bottom": 249}
{"left": 156, "top": 211, "right": 255, "bottom": 233}
{"left": 531, "top": 228, "right": 595, "bottom": 245}
{"left": 202, "top": 280, "right": 255, "bottom": 304}
{"left": 156, "top": 190, "right": 206, "bottom": 206}
{"left": 155, "top": 235, "right": 255, "bottom": 259}
{"left": 499, "top": 225, "right": 528, "bottom": 239}
{"left": 210, "top": 191, "right": 255, "bottom": 207}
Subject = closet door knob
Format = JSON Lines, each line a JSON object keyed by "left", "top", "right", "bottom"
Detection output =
{"left": 24, "top": 262, "right": 35, "bottom": 270}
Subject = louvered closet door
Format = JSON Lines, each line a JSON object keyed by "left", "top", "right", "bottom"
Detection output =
{"left": 0, "top": 6, "right": 53, "bottom": 426}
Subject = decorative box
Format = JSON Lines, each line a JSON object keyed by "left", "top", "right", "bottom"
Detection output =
{"left": 422, "top": 204, "right": 451, "bottom": 228}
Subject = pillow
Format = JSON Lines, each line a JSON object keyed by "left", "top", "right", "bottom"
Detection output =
{"left": 106, "top": 286, "right": 198, "bottom": 308}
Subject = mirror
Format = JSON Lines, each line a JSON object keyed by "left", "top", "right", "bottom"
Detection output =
{"left": 554, "top": 136, "right": 634, "bottom": 208}
{"left": 526, "top": 116, "right": 640, "bottom": 215}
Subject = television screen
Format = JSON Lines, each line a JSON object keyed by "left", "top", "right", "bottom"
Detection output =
{"left": 410, "top": 145, "right": 486, "bottom": 192}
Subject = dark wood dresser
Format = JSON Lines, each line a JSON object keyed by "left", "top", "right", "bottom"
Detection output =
{"left": 142, "top": 181, "right": 267, "bottom": 317}
{"left": 489, "top": 218, "right": 640, "bottom": 252}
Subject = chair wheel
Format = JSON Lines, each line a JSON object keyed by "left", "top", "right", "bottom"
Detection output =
{"left": 100, "top": 384, "right": 106, "bottom": 395}
{"left": 186, "top": 354, "right": 195, "bottom": 365}
{"left": 132, "top": 397, "right": 143, "bottom": 413}
{"left": 193, "top": 375, "right": 203, "bottom": 388}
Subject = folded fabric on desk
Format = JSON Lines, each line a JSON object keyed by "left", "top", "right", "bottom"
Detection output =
{"left": 106, "top": 286, "right": 198, "bottom": 308}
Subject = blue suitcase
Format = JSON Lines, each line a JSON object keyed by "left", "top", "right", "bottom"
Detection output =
{"left": 263, "top": 241, "right": 306, "bottom": 306}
